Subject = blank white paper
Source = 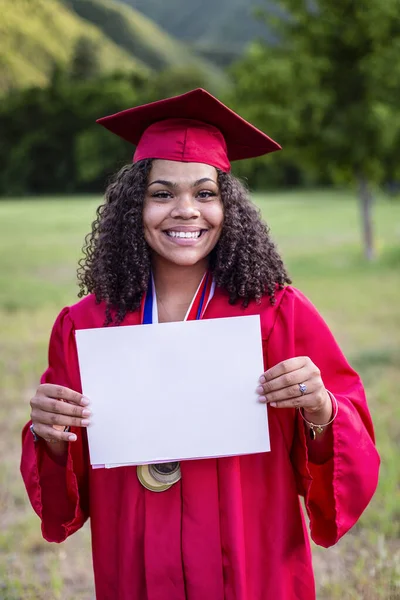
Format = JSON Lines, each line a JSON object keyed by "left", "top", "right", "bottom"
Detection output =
{"left": 75, "top": 315, "right": 270, "bottom": 467}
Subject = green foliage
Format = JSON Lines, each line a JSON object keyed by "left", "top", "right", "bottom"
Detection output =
{"left": 193, "top": 44, "right": 243, "bottom": 69}
{"left": 0, "top": 0, "right": 144, "bottom": 93}
{"left": 70, "top": 36, "right": 102, "bottom": 81}
{"left": 0, "top": 73, "right": 139, "bottom": 194}
{"left": 231, "top": 0, "right": 400, "bottom": 184}
{"left": 143, "top": 65, "right": 215, "bottom": 103}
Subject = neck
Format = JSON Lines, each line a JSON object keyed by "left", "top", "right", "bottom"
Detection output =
{"left": 152, "top": 257, "right": 208, "bottom": 303}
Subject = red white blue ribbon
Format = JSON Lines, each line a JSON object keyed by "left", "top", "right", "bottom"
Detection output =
{"left": 141, "top": 271, "right": 215, "bottom": 324}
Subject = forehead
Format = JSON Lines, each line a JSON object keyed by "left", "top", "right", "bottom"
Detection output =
{"left": 149, "top": 160, "right": 218, "bottom": 183}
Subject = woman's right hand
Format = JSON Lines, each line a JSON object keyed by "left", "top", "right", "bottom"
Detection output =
{"left": 30, "top": 384, "right": 91, "bottom": 444}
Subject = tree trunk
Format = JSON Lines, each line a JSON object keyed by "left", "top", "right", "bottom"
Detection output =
{"left": 357, "top": 175, "right": 375, "bottom": 261}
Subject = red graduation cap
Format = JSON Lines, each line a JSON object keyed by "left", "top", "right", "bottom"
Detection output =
{"left": 96, "top": 88, "right": 281, "bottom": 172}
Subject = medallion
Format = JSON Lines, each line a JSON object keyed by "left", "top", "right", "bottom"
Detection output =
{"left": 137, "top": 462, "right": 181, "bottom": 492}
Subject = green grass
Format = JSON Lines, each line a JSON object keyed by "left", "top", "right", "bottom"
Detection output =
{"left": 0, "top": 190, "right": 399, "bottom": 598}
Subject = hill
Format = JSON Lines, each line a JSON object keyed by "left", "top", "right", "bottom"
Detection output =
{"left": 0, "top": 0, "right": 146, "bottom": 93}
{"left": 65, "top": 0, "right": 227, "bottom": 79}
{"left": 1, "top": 0, "right": 228, "bottom": 94}
{"left": 123, "top": 0, "right": 276, "bottom": 65}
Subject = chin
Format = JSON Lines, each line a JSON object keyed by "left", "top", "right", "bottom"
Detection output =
{"left": 161, "top": 249, "right": 209, "bottom": 267}
{"left": 168, "top": 256, "right": 205, "bottom": 267}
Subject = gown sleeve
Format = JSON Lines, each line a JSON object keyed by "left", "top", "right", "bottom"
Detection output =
{"left": 267, "top": 286, "right": 380, "bottom": 547}
{"left": 20, "top": 307, "right": 89, "bottom": 543}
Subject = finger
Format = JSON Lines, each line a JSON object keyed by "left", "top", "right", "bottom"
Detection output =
{"left": 38, "top": 384, "right": 89, "bottom": 406}
{"left": 259, "top": 377, "right": 319, "bottom": 404}
{"left": 257, "top": 366, "right": 310, "bottom": 396}
{"left": 31, "top": 395, "right": 91, "bottom": 419}
{"left": 260, "top": 357, "right": 308, "bottom": 384}
{"left": 32, "top": 422, "right": 77, "bottom": 443}
{"left": 269, "top": 391, "right": 321, "bottom": 410}
{"left": 31, "top": 408, "right": 90, "bottom": 429}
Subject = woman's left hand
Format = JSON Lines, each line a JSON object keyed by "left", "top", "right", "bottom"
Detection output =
{"left": 257, "top": 356, "right": 331, "bottom": 420}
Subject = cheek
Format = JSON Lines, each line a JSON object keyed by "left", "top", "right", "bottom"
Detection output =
{"left": 206, "top": 202, "right": 224, "bottom": 232}
{"left": 142, "top": 202, "right": 159, "bottom": 236}
{"left": 142, "top": 208, "right": 157, "bottom": 250}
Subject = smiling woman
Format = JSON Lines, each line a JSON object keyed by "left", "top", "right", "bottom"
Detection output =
{"left": 21, "top": 89, "right": 379, "bottom": 600}
{"left": 144, "top": 162, "right": 224, "bottom": 268}
{"left": 75, "top": 155, "right": 288, "bottom": 326}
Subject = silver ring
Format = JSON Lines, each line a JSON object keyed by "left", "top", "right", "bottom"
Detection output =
{"left": 299, "top": 383, "right": 307, "bottom": 396}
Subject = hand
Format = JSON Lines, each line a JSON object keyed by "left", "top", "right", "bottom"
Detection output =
{"left": 257, "top": 357, "right": 332, "bottom": 422}
{"left": 30, "top": 384, "right": 91, "bottom": 444}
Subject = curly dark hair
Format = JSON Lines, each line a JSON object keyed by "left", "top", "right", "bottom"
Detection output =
{"left": 77, "top": 160, "right": 291, "bottom": 325}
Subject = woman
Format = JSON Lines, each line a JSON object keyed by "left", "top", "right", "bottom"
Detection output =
{"left": 21, "top": 88, "right": 379, "bottom": 600}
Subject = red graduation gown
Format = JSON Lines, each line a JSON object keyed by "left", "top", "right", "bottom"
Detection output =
{"left": 21, "top": 286, "right": 379, "bottom": 600}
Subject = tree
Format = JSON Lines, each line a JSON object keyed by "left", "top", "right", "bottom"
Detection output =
{"left": 0, "top": 71, "right": 145, "bottom": 195}
{"left": 232, "top": 0, "right": 400, "bottom": 260}
{"left": 144, "top": 65, "right": 215, "bottom": 101}
{"left": 70, "top": 36, "right": 101, "bottom": 81}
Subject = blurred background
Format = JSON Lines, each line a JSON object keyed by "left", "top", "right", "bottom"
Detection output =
{"left": 0, "top": 0, "right": 399, "bottom": 598}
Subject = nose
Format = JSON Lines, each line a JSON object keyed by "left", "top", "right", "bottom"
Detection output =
{"left": 170, "top": 194, "right": 200, "bottom": 220}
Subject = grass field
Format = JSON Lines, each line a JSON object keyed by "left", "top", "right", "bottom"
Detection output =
{"left": 0, "top": 190, "right": 399, "bottom": 599}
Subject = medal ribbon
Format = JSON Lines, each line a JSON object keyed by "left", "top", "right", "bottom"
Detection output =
{"left": 140, "top": 270, "right": 215, "bottom": 325}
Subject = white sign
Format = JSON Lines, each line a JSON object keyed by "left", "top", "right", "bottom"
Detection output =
{"left": 75, "top": 315, "right": 270, "bottom": 468}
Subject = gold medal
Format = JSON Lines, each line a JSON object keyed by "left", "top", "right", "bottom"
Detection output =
{"left": 137, "top": 462, "right": 181, "bottom": 492}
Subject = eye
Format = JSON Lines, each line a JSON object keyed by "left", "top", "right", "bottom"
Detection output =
{"left": 197, "top": 190, "right": 217, "bottom": 200}
{"left": 151, "top": 191, "right": 172, "bottom": 200}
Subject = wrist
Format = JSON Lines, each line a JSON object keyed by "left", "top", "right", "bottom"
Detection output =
{"left": 30, "top": 424, "right": 69, "bottom": 458}
{"left": 303, "top": 390, "right": 332, "bottom": 424}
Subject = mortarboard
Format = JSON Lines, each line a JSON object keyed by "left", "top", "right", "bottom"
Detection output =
{"left": 96, "top": 88, "right": 281, "bottom": 172}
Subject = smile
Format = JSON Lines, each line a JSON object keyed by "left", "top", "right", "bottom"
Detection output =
{"left": 166, "top": 230, "right": 202, "bottom": 239}
{"left": 162, "top": 228, "right": 208, "bottom": 245}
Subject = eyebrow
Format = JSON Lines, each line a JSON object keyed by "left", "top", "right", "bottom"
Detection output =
{"left": 148, "top": 177, "right": 217, "bottom": 188}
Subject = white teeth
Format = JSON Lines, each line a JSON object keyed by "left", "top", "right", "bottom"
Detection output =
{"left": 167, "top": 230, "right": 201, "bottom": 239}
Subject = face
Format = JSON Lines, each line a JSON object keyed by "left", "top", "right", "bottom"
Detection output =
{"left": 143, "top": 160, "right": 224, "bottom": 267}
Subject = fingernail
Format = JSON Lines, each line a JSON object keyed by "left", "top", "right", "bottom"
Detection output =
{"left": 82, "top": 409, "right": 91, "bottom": 417}
{"left": 270, "top": 402, "right": 277, "bottom": 407}
{"left": 81, "top": 396, "right": 90, "bottom": 406}
{"left": 256, "top": 386, "right": 264, "bottom": 394}
{"left": 68, "top": 434, "right": 77, "bottom": 441}
{"left": 81, "top": 419, "right": 90, "bottom": 426}
{"left": 259, "top": 375, "right": 266, "bottom": 384}
{"left": 258, "top": 396, "right": 266, "bottom": 402}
